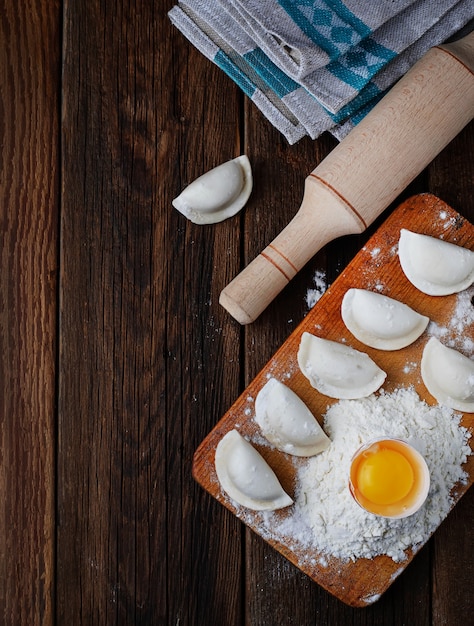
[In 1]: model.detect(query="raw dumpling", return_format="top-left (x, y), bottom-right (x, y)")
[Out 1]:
top-left (421, 337), bottom-right (474, 412)
top-left (398, 229), bottom-right (474, 295)
top-left (214, 429), bottom-right (293, 510)
top-left (172, 155), bottom-right (252, 224)
top-left (341, 288), bottom-right (429, 350)
top-left (255, 378), bottom-right (330, 457)
top-left (297, 332), bottom-right (386, 399)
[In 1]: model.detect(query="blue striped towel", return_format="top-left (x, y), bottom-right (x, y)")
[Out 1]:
top-left (169, 1), bottom-right (474, 143)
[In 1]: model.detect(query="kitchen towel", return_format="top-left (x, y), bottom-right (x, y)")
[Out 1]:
top-left (169, 1), bottom-right (474, 143)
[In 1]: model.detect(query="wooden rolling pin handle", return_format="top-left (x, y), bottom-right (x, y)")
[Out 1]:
top-left (219, 176), bottom-right (366, 324)
top-left (220, 31), bottom-right (474, 324)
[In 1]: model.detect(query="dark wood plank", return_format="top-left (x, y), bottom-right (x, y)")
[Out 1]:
top-left (0, 2), bottom-right (60, 624)
top-left (58, 1), bottom-right (243, 624)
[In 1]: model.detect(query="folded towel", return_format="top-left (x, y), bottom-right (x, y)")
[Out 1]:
top-left (169, 1), bottom-right (474, 143)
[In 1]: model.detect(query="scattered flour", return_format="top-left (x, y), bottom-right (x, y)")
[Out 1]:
top-left (428, 285), bottom-right (474, 353)
top-left (403, 361), bottom-right (417, 374)
top-left (370, 247), bottom-right (381, 259)
top-left (306, 270), bottom-right (328, 309)
top-left (256, 387), bottom-right (471, 564)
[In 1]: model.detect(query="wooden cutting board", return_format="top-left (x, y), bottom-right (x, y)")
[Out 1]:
top-left (192, 194), bottom-right (474, 607)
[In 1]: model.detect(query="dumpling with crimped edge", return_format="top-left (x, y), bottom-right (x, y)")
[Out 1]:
top-left (421, 337), bottom-right (474, 413)
top-left (341, 288), bottom-right (429, 351)
top-left (297, 332), bottom-right (386, 400)
top-left (398, 229), bottom-right (474, 296)
top-left (172, 156), bottom-right (252, 224)
top-left (214, 429), bottom-right (293, 511)
top-left (255, 378), bottom-right (330, 457)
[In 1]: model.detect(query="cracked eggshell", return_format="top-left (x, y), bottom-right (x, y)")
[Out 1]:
top-left (255, 378), bottom-right (330, 457)
top-left (297, 332), bottom-right (386, 400)
top-left (421, 337), bottom-right (474, 413)
top-left (398, 229), bottom-right (474, 295)
top-left (214, 429), bottom-right (293, 511)
top-left (341, 288), bottom-right (429, 351)
top-left (172, 155), bottom-right (252, 224)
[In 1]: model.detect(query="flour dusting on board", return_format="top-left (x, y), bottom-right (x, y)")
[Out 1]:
top-left (296, 389), bottom-right (470, 562)
top-left (245, 388), bottom-right (471, 564)
top-left (427, 285), bottom-right (474, 353)
top-left (306, 269), bottom-right (328, 309)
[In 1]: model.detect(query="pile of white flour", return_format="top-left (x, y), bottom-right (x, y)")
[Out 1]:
top-left (259, 387), bottom-right (471, 563)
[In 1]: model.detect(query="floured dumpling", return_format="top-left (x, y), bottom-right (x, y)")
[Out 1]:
top-left (421, 337), bottom-right (474, 412)
top-left (255, 378), bottom-right (330, 457)
top-left (297, 332), bottom-right (386, 399)
top-left (398, 229), bottom-right (474, 295)
top-left (214, 429), bottom-right (293, 510)
top-left (341, 288), bottom-right (429, 350)
top-left (172, 156), bottom-right (252, 224)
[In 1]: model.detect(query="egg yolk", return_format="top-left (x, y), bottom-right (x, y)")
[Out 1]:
top-left (356, 448), bottom-right (414, 505)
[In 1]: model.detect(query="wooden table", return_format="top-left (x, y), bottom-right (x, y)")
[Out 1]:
top-left (1, 2), bottom-right (473, 624)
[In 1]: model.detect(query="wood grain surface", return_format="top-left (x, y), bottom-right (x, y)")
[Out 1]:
top-left (0, 1), bottom-right (473, 624)
top-left (193, 194), bottom-right (474, 607)
top-left (0, 2), bottom-right (60, 623)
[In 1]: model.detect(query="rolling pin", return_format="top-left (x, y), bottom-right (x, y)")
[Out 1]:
top-left (219, 31), bottom-right (474, 324)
